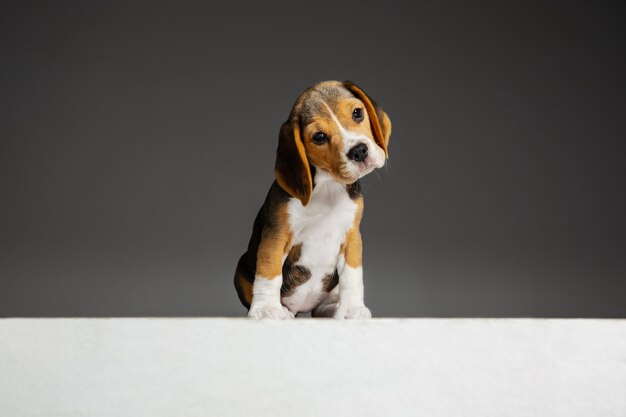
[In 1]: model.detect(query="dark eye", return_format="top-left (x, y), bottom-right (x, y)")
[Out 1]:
top-left (312, 132), bottom-right (328, 144)
top-left (352, 108), bottom-right (364, 122)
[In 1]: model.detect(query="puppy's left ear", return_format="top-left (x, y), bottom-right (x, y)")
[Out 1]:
top-left (343, 81), bottom-right (392, 157)
top-left (275, 117), bottom-right (313, 206)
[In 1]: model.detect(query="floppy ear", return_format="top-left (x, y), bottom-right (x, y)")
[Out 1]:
top-left (275, 117), bottom-right (313, 206)
top-left (343, 80), bottom-right (392, 157)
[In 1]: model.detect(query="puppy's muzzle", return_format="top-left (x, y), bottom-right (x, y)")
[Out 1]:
top-left (347, 143), bottom-right (368, 163)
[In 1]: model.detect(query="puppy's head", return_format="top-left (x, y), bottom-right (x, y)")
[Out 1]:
top-left (276, 80), bottom-right (392, 205)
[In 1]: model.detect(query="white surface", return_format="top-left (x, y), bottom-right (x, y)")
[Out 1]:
top-left (1, 318), bottom-right (625, 417)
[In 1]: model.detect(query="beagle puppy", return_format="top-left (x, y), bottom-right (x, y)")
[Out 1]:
top-left (234, 80), bottom-right (391, 319)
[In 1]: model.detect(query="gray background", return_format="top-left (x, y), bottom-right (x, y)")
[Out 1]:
top-left (2, 1), bottom-right (625, 317)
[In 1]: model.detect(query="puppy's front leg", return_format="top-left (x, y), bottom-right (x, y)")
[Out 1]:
top-left (334, 227), bottom-right (372, 320)
top-left (248, 233), bottom-right (294, 320)
top-left (249, 276), bottom-right (294, 320)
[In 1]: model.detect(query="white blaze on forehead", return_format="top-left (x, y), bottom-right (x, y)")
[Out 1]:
top-left (320, 100), bottom-right (386, 169)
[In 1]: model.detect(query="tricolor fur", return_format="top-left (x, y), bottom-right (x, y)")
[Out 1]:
top-left (234, 80), bottom-right (392, 319)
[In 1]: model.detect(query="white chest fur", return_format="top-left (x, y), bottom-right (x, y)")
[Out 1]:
top-left (282, 170), bottom-right (358, 313)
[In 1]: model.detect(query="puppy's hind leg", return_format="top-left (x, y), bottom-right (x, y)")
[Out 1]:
top-left (234, 254), bottom-right (253, 309)
top-left (312, 288), bottom-right (340, 318)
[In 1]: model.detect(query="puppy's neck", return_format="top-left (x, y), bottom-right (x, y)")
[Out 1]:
top-left (307, 168), bottom-right (351, 208)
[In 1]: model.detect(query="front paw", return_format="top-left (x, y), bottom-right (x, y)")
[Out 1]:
top-left (248, 304), bottom-right (294, 320)
top-left (334, 304), bottom-right (372, 320)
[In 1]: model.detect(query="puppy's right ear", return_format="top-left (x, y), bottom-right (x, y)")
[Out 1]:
top-left (343, 81), bottom-right (391, 158)
top-left (275, 117), bottom-right (313, 206)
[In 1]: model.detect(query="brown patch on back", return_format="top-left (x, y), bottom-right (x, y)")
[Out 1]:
top-left (281, 243), bottom-right (312, 297)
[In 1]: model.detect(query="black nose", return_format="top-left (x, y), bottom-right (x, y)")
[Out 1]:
top-left (347, 143), bottom-right (368, 162)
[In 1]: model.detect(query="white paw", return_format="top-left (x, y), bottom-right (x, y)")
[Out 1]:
top-left (282, 305), bottom-right (296, 319)
top-left (334, 304), bottom-right (372, 320)
top-left (248, 304), bottom-right (294, 320)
